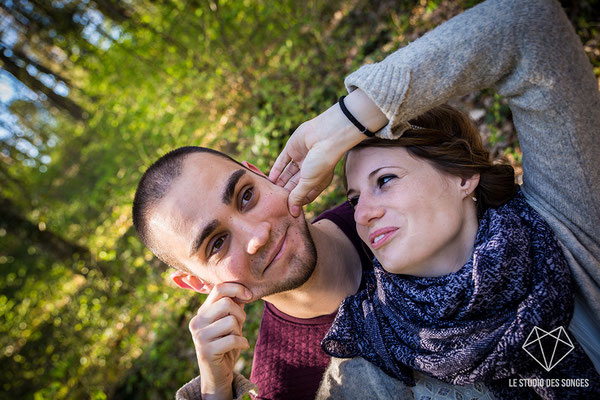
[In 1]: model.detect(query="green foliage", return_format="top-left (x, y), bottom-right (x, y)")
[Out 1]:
top-left (0, 0), bottom-right (597, 398)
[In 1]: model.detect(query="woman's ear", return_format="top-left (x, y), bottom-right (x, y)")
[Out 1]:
top-left (170, 271), bottom-right (213, 294)
top-left (460, 173), bottom-right (480, 198)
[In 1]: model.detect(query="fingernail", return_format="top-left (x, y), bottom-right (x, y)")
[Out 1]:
top-left (291, 205), bottom-right (300, 217)
top-left (244, 288), bottom-right (252, 300)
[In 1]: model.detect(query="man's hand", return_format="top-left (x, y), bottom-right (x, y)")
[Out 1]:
top-left (189, 282), bottom-right (252, 400)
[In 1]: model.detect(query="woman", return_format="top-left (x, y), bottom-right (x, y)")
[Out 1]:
top-left (317, 104), bottom-right (599, 399)
top-left (267, 0), bottom-right (600, 398)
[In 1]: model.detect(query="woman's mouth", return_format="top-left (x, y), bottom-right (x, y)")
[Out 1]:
top-left (369, 227), bottom-right (398, 249)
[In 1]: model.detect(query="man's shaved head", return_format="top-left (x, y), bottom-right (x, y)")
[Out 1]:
top-left (132, 147), bottom-right (318, 301)
top-left (132, 146), bottom-right (242, 269)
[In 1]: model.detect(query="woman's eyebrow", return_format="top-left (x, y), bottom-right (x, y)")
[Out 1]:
top-left (368, 166), bottom-right (400, 179)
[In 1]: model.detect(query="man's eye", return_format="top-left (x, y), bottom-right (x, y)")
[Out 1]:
top-left (348, 196), bottom-right (359, 209)
top-left (209, 235), bottom-right (227, 257)
top-left (241, 187), bottom-right (254, 208)
top-left (377, 174), bottom-right (396, 188)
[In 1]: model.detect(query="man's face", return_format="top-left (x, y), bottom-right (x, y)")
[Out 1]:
top-left (147, 152), bottom-right (317, 301)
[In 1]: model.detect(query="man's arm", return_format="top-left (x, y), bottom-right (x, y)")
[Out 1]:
top-left (176, 373), bottom-right (257, 400)
top-left (180, 283), bottom-right (254, 400)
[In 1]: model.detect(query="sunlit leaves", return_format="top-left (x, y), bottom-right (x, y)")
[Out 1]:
top-left (1, 0), bottom-right (598, 398)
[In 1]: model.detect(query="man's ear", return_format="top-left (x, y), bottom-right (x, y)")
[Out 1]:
top-left (460, 173), bottom-right (480, 198)
top-left (242, 161), bottom-right (267, 178)
top-left (170, 271), bottom-right (213, 294)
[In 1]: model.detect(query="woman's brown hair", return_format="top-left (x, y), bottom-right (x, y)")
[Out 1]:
top-left (344, 104), bottom-right (517, 216)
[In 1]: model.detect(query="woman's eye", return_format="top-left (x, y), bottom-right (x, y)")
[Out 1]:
top-left (209, 235), bottom-right (227, 257)
top-left (241, 187), bottom-right (254, 208)
top-left (348, 196), bottom-right (359, 209)
top-left (377, 174), bottom-right (396, 188)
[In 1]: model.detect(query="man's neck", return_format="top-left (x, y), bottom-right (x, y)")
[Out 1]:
top-left (263, 219), bottom-right (363, 318)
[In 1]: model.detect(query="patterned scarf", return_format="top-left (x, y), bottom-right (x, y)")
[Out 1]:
top-left (322, 192), bottom-right (600, 399)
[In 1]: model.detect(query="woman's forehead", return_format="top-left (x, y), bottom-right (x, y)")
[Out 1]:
top-left (347, 146), bottom-right (412, 171)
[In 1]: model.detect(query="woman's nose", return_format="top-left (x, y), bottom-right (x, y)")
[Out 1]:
top-left (244, 221), bottom-right (271, 255)
top-left (354, 197), bottom-right (385, 227)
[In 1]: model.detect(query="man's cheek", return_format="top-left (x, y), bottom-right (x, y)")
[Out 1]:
top-left (220, 257), bottom-right (247, 281)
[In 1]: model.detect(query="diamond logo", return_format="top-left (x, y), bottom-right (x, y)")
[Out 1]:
top-left (522, 326), bottom-right (574, 371)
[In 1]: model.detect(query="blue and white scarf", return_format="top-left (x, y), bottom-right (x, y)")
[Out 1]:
top-left (322, 191), bottom-right (600, 399)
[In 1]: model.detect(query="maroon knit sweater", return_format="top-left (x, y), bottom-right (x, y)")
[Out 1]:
top-left (249, 202), bottom-right (372, 399)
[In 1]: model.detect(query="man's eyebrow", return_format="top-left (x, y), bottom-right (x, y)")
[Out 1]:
top-left (222, 169), bottom-right (246, 205)
top-left (188, 169), bottom-right (248, 257)
top-left (190, 219), bottom-right (219, 257)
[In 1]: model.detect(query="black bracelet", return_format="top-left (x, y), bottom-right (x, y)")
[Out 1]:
top-left (338, 95), bottom-right (375, 137)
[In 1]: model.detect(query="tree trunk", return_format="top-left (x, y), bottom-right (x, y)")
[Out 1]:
top-left (0, 196), bottom-right (109, 276)
top-left (0, 51), bottom-right (87, 121)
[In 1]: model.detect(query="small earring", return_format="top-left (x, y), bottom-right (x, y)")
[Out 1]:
top-left (472, 196), bottom-right (477, 202)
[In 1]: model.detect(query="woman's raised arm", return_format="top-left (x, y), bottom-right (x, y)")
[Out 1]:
top-left (271, 0), bottom-right (600, 320)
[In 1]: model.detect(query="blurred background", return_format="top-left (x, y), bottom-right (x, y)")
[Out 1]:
top-left (0, 0), bottom-right (598, 398)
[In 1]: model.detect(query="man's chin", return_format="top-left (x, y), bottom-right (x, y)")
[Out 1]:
top-left (253, 262), bottom-right (315, 300)
top-left (253, 219), bottom-right (317, 300)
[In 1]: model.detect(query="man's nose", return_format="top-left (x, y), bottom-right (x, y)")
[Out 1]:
top-left (243, 220), bottom-right (271, 255)
top-left (354, 196), bottom-right (385, 227)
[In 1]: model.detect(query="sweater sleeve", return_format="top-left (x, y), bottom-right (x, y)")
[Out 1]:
top-left (316, 357), bottom-right (500, 400)
top-left (175, 373), bottom-right (258, 400)
top-left (346, 0), bottom-right (600, 324)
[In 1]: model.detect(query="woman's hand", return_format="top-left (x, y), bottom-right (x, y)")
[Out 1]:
top-left (268, 117), bottom-right (342, 216)
top-left (269, 89), bottom-right (387, 216)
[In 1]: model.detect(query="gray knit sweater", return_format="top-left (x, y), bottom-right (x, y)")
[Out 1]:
top-left (177, 0), bottom-right (600, 398)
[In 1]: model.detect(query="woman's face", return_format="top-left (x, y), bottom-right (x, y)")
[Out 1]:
top-left (345, 146), bottom-right (479, 277)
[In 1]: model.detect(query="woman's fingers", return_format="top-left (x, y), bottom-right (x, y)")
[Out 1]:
top-left (283, 172), bottom-right (300, 192)
top-left (269, 147), bottom-right (293, 184)
top-left (287, 172), bottom-right (334, 216)
top-left (275, 159), bottom-right (301, 188)
top-left (269, 121), bottom-right (312, 185)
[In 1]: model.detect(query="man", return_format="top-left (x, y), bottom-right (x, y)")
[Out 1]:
top-left (132, 146), bottom-right (374, 400)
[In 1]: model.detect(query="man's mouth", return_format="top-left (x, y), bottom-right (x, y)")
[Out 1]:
top-left (263, 227), bottom-right (288, 274)
top-left (369, 227), bottom-right (398, 249)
